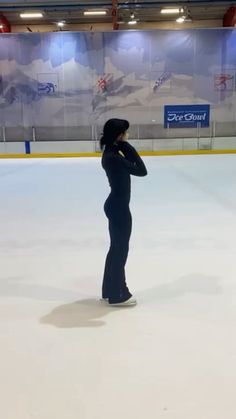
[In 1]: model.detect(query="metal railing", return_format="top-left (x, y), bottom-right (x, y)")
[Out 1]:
top-left (0, 121), bottom-right (236, 151)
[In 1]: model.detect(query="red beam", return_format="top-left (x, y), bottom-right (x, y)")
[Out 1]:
top-left (0, 14), bottom-right (11, 33)
top-left (223, 6), bottom-right (236, 27)
top-left (112, 0), bottom-right (119, 30)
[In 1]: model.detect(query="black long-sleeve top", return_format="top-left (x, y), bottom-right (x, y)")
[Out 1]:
top-left (102, 141), bottom-right (147, 205)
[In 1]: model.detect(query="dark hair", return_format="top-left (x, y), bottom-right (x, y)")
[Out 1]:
top-left (100, 118), bottom-right (129, 150)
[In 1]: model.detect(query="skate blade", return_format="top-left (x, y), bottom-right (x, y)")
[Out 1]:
top-left (109, 299), bottom-right (137, 307)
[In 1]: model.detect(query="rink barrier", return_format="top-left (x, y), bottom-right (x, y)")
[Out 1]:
top-left (1, 149), bottom-right (236, 158)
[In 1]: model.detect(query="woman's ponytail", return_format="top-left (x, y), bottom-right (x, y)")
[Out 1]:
top-left (100, 135), bottom-right (106, 150)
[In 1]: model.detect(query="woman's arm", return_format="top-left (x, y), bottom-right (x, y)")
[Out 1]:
top-left (116, 141), bottom-right (148, 177)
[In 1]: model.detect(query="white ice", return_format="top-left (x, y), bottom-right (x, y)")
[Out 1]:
top-left (0, 154), bottom-right (236, 419)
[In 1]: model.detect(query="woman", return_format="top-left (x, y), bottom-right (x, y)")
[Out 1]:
top-left (101, 118), bottom-right (147, 306)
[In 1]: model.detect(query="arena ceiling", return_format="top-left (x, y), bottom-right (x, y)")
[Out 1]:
top-left (0, 1), bottom-right (234, 26)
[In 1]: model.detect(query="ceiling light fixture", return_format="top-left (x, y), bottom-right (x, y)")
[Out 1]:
top-left (161, 8), bottom-right (182, 14)
top-left (57, 21), bottom-right (65, 27)
top-left (83, 10), bottom-right (107, 16)
top-left (20, 12), bottom-right (43, 19)
top-left (128, 20), bottom-right (137, 25)
top-left (176, 16), bottom-right (185, 23)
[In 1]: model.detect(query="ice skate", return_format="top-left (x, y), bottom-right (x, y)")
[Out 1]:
top-left (108, 296), bottom-right (137, 307)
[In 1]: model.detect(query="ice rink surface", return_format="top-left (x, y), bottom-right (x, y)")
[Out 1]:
top-left (0, 154), bottom-right (236, 419)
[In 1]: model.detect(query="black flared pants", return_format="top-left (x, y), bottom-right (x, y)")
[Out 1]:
top-left (102, 195), bottom-right (132, 302)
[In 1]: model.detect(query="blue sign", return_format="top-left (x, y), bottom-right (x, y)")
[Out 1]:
top-left (164, 104), bottom-right (210, 128)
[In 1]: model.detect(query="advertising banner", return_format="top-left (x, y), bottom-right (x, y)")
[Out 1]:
top-left (164, 105), bottom-right (210, 128)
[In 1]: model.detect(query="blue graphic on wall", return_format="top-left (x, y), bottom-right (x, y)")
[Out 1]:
top-left (164, 104), bottom-right (210, 128)
top-left (38, 83), bottom-right (56, 95)
top-left (0, 29), bottom-right (235, 127)
top-left (153, 72), bottom-right (172, 92)
top-left (37, 73), bottom-right (58, 95)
